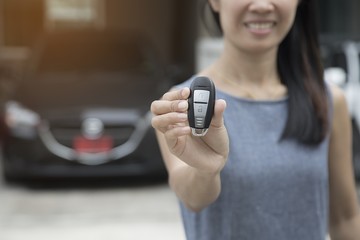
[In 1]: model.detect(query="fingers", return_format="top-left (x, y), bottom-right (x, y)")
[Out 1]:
top-left (210, 99), bottom-right (227, 129)
top-left (151, 99), bottom-right (188, 115)
top-left (162, 87), bottom-right (190, 101)
top-left (203, 99), bottom-right (228, 156)
top-left (151, 87), bottom-right (191, 133)
top-left (164, 126), bottom-right (191, 151)
top-left (151, 87), bottom-right (190, 115)
top-left (151, 87), bottom-right (227, 139)
top-left (152, 112), bottom-right (188, 133)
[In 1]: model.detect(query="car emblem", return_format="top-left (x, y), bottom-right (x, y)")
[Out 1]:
top-left (82, 118), bottom-right (104, 139)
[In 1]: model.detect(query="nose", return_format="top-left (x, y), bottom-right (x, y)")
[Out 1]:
top-left (248, 1), bottom-right (275, 13)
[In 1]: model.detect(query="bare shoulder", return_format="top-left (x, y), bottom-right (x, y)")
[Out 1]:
top-left (328, 83), bottom-right (348, 117)
top-left (327, 83), bottom-right (351, 149)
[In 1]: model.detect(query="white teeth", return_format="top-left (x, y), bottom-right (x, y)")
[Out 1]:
top-left (247, 23), bottom-right (274, 30)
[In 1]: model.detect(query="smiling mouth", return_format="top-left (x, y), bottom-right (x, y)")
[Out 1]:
top-left (245, 22), bottom-right (276, 30)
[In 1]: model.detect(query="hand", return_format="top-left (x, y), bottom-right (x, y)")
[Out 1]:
top-left (151, 87), bottom-right (229, 174)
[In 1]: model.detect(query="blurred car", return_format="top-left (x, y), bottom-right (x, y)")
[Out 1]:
top-left (322, 37), bottom-right (360, 179)
top-left (0, 30), bottom-right (171, 181)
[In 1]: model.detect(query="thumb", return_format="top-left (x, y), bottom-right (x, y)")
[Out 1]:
top-left (210, 99), bottom-right (226, 128)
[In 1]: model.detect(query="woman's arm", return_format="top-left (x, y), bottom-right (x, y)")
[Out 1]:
top-left (328, 84), bottom-right (360, 240)
top-left (156, 130), bottom-right (223, 212)
top-left (151, 87), bottom-right (229, 212)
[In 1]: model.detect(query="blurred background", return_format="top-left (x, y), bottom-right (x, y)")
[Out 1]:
top-left (0, 0), bottom-right (359, 240)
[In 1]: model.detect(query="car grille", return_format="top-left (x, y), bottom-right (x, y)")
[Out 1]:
top-left (50, 125), bottom-right (135, 148)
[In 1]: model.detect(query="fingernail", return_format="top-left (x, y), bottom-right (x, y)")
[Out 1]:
top-left (180, 88), bottom-right (185, 98)
top-left (181, 88), bottom-right (188, 98)
top-left (178, 101), bottom-right (187, 110)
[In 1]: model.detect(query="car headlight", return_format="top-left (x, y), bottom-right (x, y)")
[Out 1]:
top-left (5, 101), bottom-right (40, 139)
top-left (324, 67), bottom-right (347, 87)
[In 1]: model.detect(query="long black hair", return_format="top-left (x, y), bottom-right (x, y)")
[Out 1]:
top-left (201, 0), bottom-right (329, 145)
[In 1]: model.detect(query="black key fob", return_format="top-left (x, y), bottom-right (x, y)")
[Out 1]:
top-left (188, 76), bottom-right (216, 136)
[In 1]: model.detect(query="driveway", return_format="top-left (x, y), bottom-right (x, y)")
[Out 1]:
top-left (0, 178), bottom-right (185, 240)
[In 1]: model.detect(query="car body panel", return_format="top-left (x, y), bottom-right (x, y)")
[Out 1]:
top-left (1, 29), bottom-right (169, 180)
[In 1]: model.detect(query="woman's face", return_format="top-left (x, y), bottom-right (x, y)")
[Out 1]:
top-left (209, 0), bottom-right (299, 53)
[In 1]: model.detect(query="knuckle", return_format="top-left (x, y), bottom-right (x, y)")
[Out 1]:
top-left (151, 100), bottom-right (169, 115)
top-left (177, 89), bottom-right (183, 99)
top-left (150, 101), bottom-right (157, 113)
top-left (162, 91), bottom-right (172, 100)
top-left (151, 116), bottom-right (158, 128)
top-left (166, 113), bottom-right (173, 122)
top-left (170, 101), bottom-right (178, 112)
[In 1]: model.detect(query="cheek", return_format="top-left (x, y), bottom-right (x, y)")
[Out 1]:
top-left (219, 2), bottom-right (246, 33)
top-left (280, 2), bottom-right (298, 31)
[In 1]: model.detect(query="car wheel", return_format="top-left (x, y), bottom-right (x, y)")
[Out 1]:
top-left (1, 159), bottom-right (18, 183)
top-left (0, 149), bottom-right (21, 183)
top-left (2, 169), bottom-right (18, 182)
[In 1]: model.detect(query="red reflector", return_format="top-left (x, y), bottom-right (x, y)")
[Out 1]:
top-left (73, 136), bottom-right (113, 153)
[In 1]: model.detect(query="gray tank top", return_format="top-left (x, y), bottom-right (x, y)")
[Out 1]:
top-left (176, 78), bottom-right (331, 240)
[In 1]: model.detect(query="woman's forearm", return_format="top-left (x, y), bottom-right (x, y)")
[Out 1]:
top-left (169, 164), bottom-right (222, 212)
top-left (329, 212), bottom-right (360, 240)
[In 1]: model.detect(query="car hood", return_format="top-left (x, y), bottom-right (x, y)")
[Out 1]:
top-left (35, 106), bottom-right (145, 127)
top-left (13, 73), bottom-right (167, 120)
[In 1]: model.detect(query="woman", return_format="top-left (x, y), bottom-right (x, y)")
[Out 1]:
top-left (151, 0), bottom-right (360, 239)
